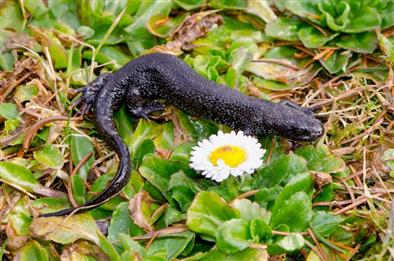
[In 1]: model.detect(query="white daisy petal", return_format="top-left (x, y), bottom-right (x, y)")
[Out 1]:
top-left (189, 130), bottom-right (265, 182)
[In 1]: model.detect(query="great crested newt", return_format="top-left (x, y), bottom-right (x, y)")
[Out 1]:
top-left (40, 52), bottom-right (324, 217)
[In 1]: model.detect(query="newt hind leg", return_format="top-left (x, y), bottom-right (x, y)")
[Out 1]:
top-left (74, 73), bottom-right (113, 115)
top-left (126, 88), bottom-right (165, 119)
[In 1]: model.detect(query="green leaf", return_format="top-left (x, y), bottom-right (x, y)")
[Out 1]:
top-left (0, 103), bottom-right (19, 120)
top-left (32, 198), bottom-right (71, 215)
top-left (147, 232), bottom-right (195, 260)
top-left (83, 46), bottom-right (132, 70)
top-left (231, 199), bottom-right (271, 224)
top-left (265, 17), bottom-right (302, 41)
top-left (202, 247), bottom-right (268, 261)
top-left (114, 105), bottom-right (134, 140)
top-left (14, 83), bottom-right (39, 103)
top-left (319, 50), bottom-right (352, 74)
top-left (254, 153), bottom-right (307, 188)
top-left (0, 1), bottom-right (24, 31)
top-left (147, 13), bottom-right (187, 38)
top-left (209, 0), bottom-right (247, 9)
top-left (33, 144), bottom-right (64, 169)
top-left (46, 31), bottom-right (68, 69)
top-left (139, 155), bottom-right (183, 193)
top-left (270, 191), bottom-right (312, 232)
top-left (70, 134), bottom-right (95, 180)
top-left (378, 33), bottom-right (394, 62)
top-left (71, 174), bottom-right (86, 205)
top-left (24, 0), bottom-right (48, 17)
top-left (296, 144), bottom-right (345, 173)
top-left (268, 234), bottom-right (305, 255)
top-left (311, 211), bottom-right (343, 237)
top-left (0, 161), bottom-right (40, 193)
top-left (382, 149), bottom-right (394, 170)
top-left (250, 218), bottom-right (272, 242)
top-left (108, 202), bottom-right (144, 242)
top-left (174, 0), bottom-right (204, 10)
top-left (124, 0), bottom-right (172, 55)
top-left (298, 26), bottom-right (338, 48)
top-left (216, 219), bottom-right (251, 254)
top-left (246, 0), bottom-right (277, 23)
top-left (343, 6), bottom-right (381, 33)
top-left (283, 0), bottom-right (321, 24)
top-left (30, 214), bottom-right (119, 260)
top-left (336, 31), bottom-right (378, 54)
top-left (186, 191), bottom-right (239, 238)
top-left (0, 52), bottom-right (15, 71)
top-left (13, 241), bottom-right (49, 261)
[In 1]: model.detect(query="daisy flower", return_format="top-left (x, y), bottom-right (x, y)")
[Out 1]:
top-left (189, 131), bottom-right (265, 182)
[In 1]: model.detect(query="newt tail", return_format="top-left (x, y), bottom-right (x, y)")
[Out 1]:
top-left (40, 74), bottom-right (131, 217)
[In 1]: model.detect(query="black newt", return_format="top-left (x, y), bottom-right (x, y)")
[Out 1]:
top-left (40, 52), bottom-right (324, 217)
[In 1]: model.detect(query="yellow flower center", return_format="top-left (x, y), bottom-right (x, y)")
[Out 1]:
top-left (209, 145), bottom-right (247, 167)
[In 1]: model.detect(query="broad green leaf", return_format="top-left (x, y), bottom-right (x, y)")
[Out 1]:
top-left (0, 161), bottom-right (40, 193)
top-left (174, 0), bottom-right (204, 10)
top-left (13, 241), bottom-right (49, 261)
top-left (231, 199), bottom-right (271, 224)
top-left (298, 26), bottom-right (338, 48)
top-left (114, 105), bottom-right (134, 140)
top-left (70, 134), bottom-right (95, 180)
top-left (0, 52), bottom-right (15, 71)
top-left (124, 0), bottom-right (172, 55)
top-left (265, 17), bottom-right (302, 41)
top-left (30, 214), bottom-right (119, 260)
top-left (336, 31), bottom-right (378, 54)
top-left (147, 232), bottom-right (195, 260)
top-left (147, 13), bottom-right (187, 38)
top-left (71, 174), bottom-right (86, 205)
top-left (32, 198), bottom-right (71, 215)
top-left (270, 191), bottom-right (312, 232)
top-left (8, 197), bottom-right (32, 236)
top-left (33, 144), bottom-right (64, 169)
top-left (24, 0), bottom-right (48, 17)
top-left (255, 186), bottom-right (282, 209)
top-left (202, 247), bottom-right (268, 261)
top-left (216, 219), bottom-right (251, 254)
top-left (378, 33), bottom-right (394, 62)
top-left (47, 0), bottom-right (80, 29)
top-left (254, 153), bottom-right (307, 188)
top-left (0, 103), bottom-right (19, 120)
top-left (319, 50), bottom-right (352, 74)
top-left (343, 6), bottom-right (381, 33)
top-left (186, 191), bottom-right (239, 238)
top-left (284, 0), bottom-right (321, 24)
top-left (0, 1), bottom-right (24, 31)
top-left (250, 218), bottom-right (272, 242)
top-left (108, 202), bottom-right (144, 242)
top-left (247, 0), bottom-right (277, 23)
top-left (66, 46), bottom-right (82, 75)
top-left (14, 83), bottom-right (39, 102)
top-left (311, 211), bottom-right (343, 237)
top-left (268, 234), bottom-right (304, 255)
top-left (296, 144), bottom-right (345, 173)
top-left (127, 119), bottom-right (162, 156)
top-left (139, 155), bottom-right (183, 193)
top-left (252, 77), bottom-right (291, 91)
top-left (83, 46), bottom-right (132, 70)
top-left (209, 0), bottom-right (247, 9)
top-left (382, 149), bottom-right (394, 170)
top-left (45, 31), bottom-right (68, 69)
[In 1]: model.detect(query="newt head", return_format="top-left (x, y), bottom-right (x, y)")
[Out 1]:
top-left (256, 100), bottom-right (324, 142)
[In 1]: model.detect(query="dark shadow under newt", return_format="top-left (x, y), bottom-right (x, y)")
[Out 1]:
top-left (40, 52), bottom-right (324, 217)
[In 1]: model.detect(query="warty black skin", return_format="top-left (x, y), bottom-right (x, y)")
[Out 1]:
top-left (40, 52), bottom-right (324, 217)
